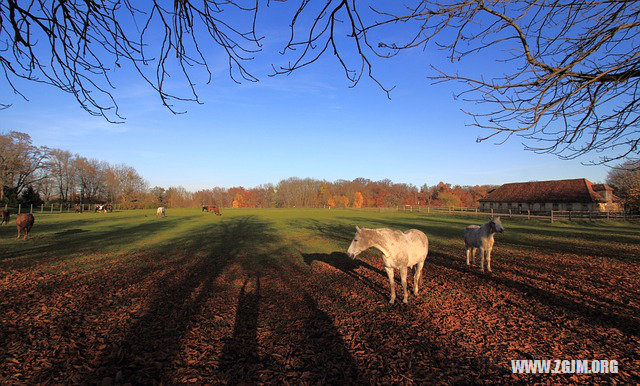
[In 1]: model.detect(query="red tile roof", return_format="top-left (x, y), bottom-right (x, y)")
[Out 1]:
top-left (592, 184), bottom-right (614, 191)
top-left (479, 179), bottom-right (607, 203)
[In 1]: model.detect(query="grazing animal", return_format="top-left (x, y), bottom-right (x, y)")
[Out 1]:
top-left (464, 217), bottom-right (505, 273)
top-left (16, 213), bottom-right (35, 240)
top-left (104, 204), bottom-right (113, 213)
top-left (347, 226), bottom-right (429, 304)
top-left (75, 204), bottom-right (82, 213)
top-left (95, 205), bottom-right (105, 213)
top-left (202, 205), bottom-right (222, 215)
top-left (1, 210), bottom-right (9, 225)
top-left (156, 207), bottom-right (166, 217)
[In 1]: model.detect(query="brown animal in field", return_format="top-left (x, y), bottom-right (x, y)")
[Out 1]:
top-left (1, 210), bottom-right (9, 225)
top-left (16, 213), bottom-right (35, 240)
top-left (104, 204), bottom-right (113, 212)
top-left (75, 204), bottom-right (82, 213)
top-left (202, 205), bottom-right (222, 215)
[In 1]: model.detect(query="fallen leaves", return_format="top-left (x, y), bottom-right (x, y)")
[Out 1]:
top-left (1, 216), bottom-right (639, 384)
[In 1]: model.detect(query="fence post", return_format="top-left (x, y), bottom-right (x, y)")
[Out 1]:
top-left (18, 204), bottom-right (21, 214)
top-left (527, 210), bottom-right (530, 220)
top-left (589, 211), bottom-right (592, 221)
top-left (427, 206), bottom-right (430, 214)
top-left (607, 211), bottom-right (610, 221)
top-left (30, 204), bottom-right (33, 214)
top-left (41, 204), bottom-right (44, 213)
top-left (60, 203), bottom-right (62, 212)
top-left (509, 209), bottom-right (512, 218)
top-left (551, 210), bottom-right (554, 223)
top-left (51, 204), bottom-right (53, 213)
top-left (4, 204), bottom-right (7, 211)
top-left (475, 208), bottom-right (478, 216)
top-left (491, 208), bottom-right (494, 217)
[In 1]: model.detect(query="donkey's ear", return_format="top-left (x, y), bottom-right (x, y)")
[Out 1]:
top-left (355, 225), bottom-right (360, 232)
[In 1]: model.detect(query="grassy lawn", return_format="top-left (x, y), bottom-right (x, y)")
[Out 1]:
top-left (1, 208), bottom-right (639, 383)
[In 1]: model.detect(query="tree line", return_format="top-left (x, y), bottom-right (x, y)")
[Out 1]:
top-left (1, 131), bottom-right (146, 208)
top-left (0, 131), bottom-right (493, 209)
top-left (163, 179), bottom-right (493, 209)
top-left (4, 130), bottom-right (637, 211)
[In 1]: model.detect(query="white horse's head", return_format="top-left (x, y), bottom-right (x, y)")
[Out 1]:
top-left (347, 225), bottom-right (369, 259)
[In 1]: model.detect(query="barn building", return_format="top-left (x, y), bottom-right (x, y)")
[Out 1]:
top-left (479, 178), bottom-right (620, 212)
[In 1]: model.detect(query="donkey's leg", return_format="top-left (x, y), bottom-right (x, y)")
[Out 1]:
top-left (413, 261), bottom-right (424, 295)
top-left (400, 267), bottom-right (409, 304)
top-left (486, 248), bottom-right (492, 273)
top-left (479, 247), bottom-right (486, 273)
top-left (465, 247), bottom-right (471, 265)
top-left (385, 267), bottom-right (396, 304)
top-left (471, 248), bottom-right (477, 265)
top-left (16, 226), bottom-right (20, 239)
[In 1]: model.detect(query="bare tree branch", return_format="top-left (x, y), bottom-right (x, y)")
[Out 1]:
top-left (274, 0), bottom-right (640, 165)
top-left (0, 0), bottom-right (262, 122)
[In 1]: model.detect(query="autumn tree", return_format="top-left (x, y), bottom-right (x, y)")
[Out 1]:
top-left (0, 131), bottom-right (48, 203)
top-left (48, 149), bottom-right (76, 203)
top-left (607, 161), bottom-right (640, 212)
top-left (232, 193), bottom-right (244, 208)
top-left (353, 191), bottom-right (364, 208)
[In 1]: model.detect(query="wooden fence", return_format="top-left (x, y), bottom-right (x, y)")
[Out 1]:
top-left (2, 203), bottom-right (120, 214)
top-left (393, 205), bottom-right (638, 223)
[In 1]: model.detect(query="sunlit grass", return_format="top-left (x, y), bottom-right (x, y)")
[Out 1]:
top-left (1, 208), bottom-right (638, 275)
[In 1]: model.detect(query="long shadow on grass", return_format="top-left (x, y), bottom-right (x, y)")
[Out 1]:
top-left (286, 218), bottom-right (355, 244)
top-left (85, 216), bottom-right (279, 383)
top-left (86, 215), bottom-right (362, 384)
top-left (0, 216), bottom-right (199, 268)
top-left (429, 250), bottom-right (640, 337)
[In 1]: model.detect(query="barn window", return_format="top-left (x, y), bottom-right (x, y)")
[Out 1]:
top-left (553, 203), bottom-right (559, 210)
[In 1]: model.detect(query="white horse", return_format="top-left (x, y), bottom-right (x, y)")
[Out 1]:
top-left (347, 226), bottom-right (429, 304)
top-left (156, 207), bottom-right (166, 217)
top-left (464, 217), bottom-right (505, 273)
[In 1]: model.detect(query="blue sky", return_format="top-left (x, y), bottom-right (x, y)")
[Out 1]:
top-left (0, 3), bottom-right (615, 190)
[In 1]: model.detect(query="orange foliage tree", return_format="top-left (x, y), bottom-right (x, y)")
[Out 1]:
top-left (353, 192), bottom-right (364, 208)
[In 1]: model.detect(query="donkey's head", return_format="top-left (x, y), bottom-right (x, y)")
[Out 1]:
top-left (489, 217), bottom-right (505, 233)
top-left (347, 226), bottom-right (369, 259)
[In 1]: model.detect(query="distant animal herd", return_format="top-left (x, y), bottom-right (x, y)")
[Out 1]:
top-left (3, 205), bottom-right (506, 304)
top-left (1, 204), bottom-right (223, 238)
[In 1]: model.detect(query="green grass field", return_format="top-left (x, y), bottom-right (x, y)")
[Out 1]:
top-left (1, 208), bottom-right (639, 383)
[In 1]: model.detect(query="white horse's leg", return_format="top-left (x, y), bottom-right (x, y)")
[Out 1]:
top-left (385, 266), bottom-right (396, 304)
top-left (413, 261), bottom-right (424, 295)
top-left (400, 267), bottom-right (409, 304)
top-left (479, 247), bottom-right (485, 273)
top-left (472, 248), bottom-right (477, 265)
top-left (486, 248), bottom-right (492, 273)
